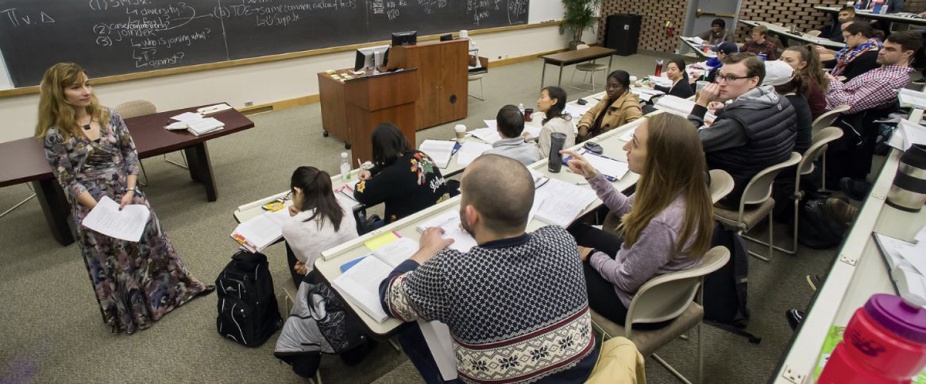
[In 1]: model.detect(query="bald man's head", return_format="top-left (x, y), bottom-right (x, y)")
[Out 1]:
top-left (460, 155), bottom-right (535, 233)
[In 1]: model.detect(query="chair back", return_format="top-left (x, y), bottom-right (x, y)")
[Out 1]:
top-left (624, 246), bottom-right (730, 336)
top-left (799, 127), bottom-right (844, 177)
top-left (114, 100), bottom-right (157, 119)
top-left (739, 152), bottom-right (801, 208)
top-left (812, 104), bottom-right (849, 136)
top-left (709, 169), bottom-right (734, 204)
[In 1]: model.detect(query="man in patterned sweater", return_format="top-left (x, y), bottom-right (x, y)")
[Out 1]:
top-left (379, 154), bottom-right (598, 383)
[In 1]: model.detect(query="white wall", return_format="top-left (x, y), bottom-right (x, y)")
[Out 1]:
top-left (1, 23), bottom-right (599, 143)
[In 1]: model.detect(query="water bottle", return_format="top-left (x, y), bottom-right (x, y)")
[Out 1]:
top-left (340, 152), bottom-right (351, 180)
top-left (817, 294), bottom-right (926, 384)
top-left (654, 60), bottom-right (664, 77)
top-left (518, 103), bottom-right (525, 117)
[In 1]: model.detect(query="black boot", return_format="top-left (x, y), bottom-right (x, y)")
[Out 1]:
top-left (786, 309), bottom-right (805, 331)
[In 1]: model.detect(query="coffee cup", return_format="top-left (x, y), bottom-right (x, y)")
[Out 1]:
top-left (524, 108), bottom-right (534, 122)
top-left (454, 124), bottom-right (467, 140)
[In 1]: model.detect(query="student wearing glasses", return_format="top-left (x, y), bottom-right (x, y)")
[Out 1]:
top-left (688, 52), bottom-right (797, 208)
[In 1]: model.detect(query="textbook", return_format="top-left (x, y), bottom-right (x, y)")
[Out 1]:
top-left (415, 210), bottom-right (478, 252)
top-left (419, 140), bottom-right (457, 168)
top-left (230, 206), bottom-right (291, 253)
top-left (186, 117), bottom-right (225, 136)
top-left (331, 238), bottom-right (419, 323)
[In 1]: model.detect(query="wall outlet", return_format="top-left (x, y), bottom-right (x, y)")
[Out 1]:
top-left (244, 101), bottom-right (254, 107)
top-left (497, 56), bottom-right (502, 60)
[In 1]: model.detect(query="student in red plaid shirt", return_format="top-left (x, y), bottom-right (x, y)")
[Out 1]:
top-left (825, 31), bottom-right (922, 198)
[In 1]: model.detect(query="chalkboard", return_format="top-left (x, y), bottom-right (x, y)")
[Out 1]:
top-left (0, 0), bottom-right (529, 87)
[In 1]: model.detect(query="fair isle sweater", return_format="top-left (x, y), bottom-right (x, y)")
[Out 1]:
top-left (379, 227), bottom-right (597, 383)
top-left (587, 174), bottom-right (702, 307)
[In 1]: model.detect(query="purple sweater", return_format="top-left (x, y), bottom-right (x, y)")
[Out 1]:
top-left (588, 174), bottom-right (701, 307)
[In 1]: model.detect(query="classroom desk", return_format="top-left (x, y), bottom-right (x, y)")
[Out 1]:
top-left (771, 147), bottom-right (926, 382)
top-left (815, 6), bottom-right (926, 27)
top-left (678, 37), bottom-right (717, 59)
top-left (540, 47), bottom-right (616, 89)
top-left (314, 118), bottom-right (644, 337)
top-left (738, 20), bottom-right (845, 50)
top-left (0, 105), bottom-right (254, 246)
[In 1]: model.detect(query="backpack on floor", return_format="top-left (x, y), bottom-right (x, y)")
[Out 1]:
top-left (216, 251), bottom-right (282, 347)
top-left (705, 222), bottom-right (761, 344)
top-left (797, 198), bottom-right (847, 249)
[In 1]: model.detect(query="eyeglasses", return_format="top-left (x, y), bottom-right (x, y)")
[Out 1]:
top-left (716, 74), bottom-right (754, 83)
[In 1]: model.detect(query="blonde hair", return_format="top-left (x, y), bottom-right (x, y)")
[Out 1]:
top-left (618, 113), bottom-right (714, 258)
top-left (35, 62), bottom-right (109, 140)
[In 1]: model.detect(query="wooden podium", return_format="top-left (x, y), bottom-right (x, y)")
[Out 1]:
top-left (388, 39), bottom-right (468, 130)
top-left (318, 68), bottom-right (418, 165)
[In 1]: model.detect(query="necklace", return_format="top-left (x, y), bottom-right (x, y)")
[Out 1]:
top-left (80, 116), bottom-right (92, 130)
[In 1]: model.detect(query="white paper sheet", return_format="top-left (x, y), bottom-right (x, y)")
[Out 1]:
top-left (579, 150), bottom-right (630, 180)
top-left (416, 210), bottom-right (478, 253)
top-left (532, 178), bottom-right (599, 227)
top-left (331, 257), bottom-right (391, 323)
top-left (564, 103), bottom-right (592, 119)
top-left (899, 89), bottom-right (926, 109)
top-left (420, 140), bottom-right (457, 168)
top-left (654, 95), bottom-right (695, 117)
top-left (630, 87), bottom-right (664, 102)
top-left (483, 120), bottom-right (498, 130)
top-left (170, 111), bottom-right (203, 123)
top-left (469, 127), bottom-right (502, 144)
top-left (419, 321), bottom-right (458, 381)
top-left (894, 119), bottom-right (926, 150)
top-left (456, 141), bottom-right (493, 166)
top-left (523, 125), bottom-right (543, 139)
top-left (81, 196), bottom-right (151, 242)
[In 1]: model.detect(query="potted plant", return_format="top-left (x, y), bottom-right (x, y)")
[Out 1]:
top-left (560, 0), bottom-right (602, 50)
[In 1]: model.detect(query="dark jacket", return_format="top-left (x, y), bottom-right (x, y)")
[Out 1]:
top-left (785, 94), bottom-right (813, 155)
top-left (655, 78), bottom-right (695, 99)
top-left (354, 150), bottom-right (448, 223)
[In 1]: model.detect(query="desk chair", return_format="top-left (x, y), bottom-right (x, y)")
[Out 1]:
top-left (774, 127), bottom-right (845, 255)
top-left (708, 169), bottom-right (734, 205)
top-left (115, 100), bottom-right (189, 186)
top-left (713, 152), bottom-right (802, 262)
top-left (571, 44), bottom-right (608, 92)
top-left (590, 246), bottom-right (731, 384)
top-left (468, 56), bottom-right (489, 101)
top-left (811, 104), bottom-right (850, 190)
top-left (0, 184), bottom-right (36, 219)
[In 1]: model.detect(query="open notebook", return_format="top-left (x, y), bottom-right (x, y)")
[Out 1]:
top-left (331, 238), bottom-right (419, 323)
top-left (416, 210), bottom-right (478, 252)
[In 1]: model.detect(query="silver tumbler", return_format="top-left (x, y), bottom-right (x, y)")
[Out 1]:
top-left (887, 144), bottom-right (926, 212)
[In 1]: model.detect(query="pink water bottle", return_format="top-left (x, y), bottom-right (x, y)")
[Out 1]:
top-left (818, 294), bottom-right (926, 384)
top-left (654, 60), bottom-right (663, 76)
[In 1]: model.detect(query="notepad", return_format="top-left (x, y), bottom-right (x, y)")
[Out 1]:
top-left (416, 210), bottom-right (478, 252)
top-left (331, 237), bottom-right (420, 323)
top-left (81, 196), bottom-right (150, 242)
top-left (364, 231), bottom-right (402, 251)
top-left (420, 140), bottom-right (457, 168)
top-left (186, 117), bottom-right (224, 136)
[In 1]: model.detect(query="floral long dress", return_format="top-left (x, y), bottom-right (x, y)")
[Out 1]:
top-left (43, 108), bottom-right (206, 334)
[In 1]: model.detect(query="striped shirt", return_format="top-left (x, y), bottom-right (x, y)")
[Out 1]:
top-left (826, 65), bottom-right (914, 115)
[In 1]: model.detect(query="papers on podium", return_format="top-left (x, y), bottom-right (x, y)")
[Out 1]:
top-left (332, 237), bottom-right (419, 323)
top-left (81, 196), bottom-right (150, 242)
top-left (419, 140), bottom-right (457, 168)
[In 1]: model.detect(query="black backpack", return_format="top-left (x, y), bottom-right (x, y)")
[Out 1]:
top-left (705, 222), bottom-right (761, 344)
top-left (216, 251), bottom-right (282, 347)
top-left (797, 198), bottom-right (847, 249)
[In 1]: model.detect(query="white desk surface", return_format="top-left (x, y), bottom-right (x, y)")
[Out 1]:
top-left (773, 145), bottom-right (926, 381)
top-left (738, 20), bottom-right (845, 50)
top-left (678, 36), bottom-right (717, 59)
top-left (314, 118), bottom-right (644, 336)
top-left (815, 6), bottom-right (926, 26)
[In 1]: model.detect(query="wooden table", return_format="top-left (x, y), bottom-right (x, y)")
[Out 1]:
top-left (0, 106), bottom-right (254, 246)
top-left (540, 47), bottom-right (616, 89)
top-left (815, 5), bottom-right (926, 27)
top-left (738, 20), bottom-right (845, 50)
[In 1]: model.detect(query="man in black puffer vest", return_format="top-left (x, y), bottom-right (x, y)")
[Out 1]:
top-left (687, 52), bottom-right (797, 208)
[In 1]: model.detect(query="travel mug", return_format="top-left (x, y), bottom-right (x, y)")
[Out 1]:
top-left (548, 133), bottom-right (566, 173)
top-left (887, 144), bottom-right (926, 212)
top-left (818, 294), bottom-right (926, 384)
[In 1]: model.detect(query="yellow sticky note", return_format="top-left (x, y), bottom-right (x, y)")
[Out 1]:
top-left (365, 231), bottom-right (400, 251)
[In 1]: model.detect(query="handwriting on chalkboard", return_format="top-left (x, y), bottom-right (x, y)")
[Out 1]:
top-left (0, 0), bottom-right (529, 87)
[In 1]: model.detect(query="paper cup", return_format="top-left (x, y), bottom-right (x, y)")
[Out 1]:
top-left (454, 124), bottom-right (467, 140)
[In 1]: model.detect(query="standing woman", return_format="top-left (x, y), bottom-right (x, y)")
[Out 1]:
top-left (35, 63), bottom-right (211, 334)
top-left (536, 86), bottom-right (576, 157)
top-left (576, 70), bottom-right (643, 143)
top-left (283, 166), bottom-right (358, 286)
top-left (651, 59), bottom-right (694, 99)
top-left (564, 113), bottom-right (714, 325)
top-left (354, 123), bottom-right (449, 224)
top-left (781, 45), bottom-right (829, 119)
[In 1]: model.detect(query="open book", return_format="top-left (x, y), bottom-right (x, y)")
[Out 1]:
top-left (532, 176), bottom-right (599, 227)
top-left (416, 210), bottom-right (478, 252)
top-left (419, 140), bottom-right (457, 168)
top-left (331, 238), bottom-right (419, 323)
top-left (230, 206), bottom-right (291, 253)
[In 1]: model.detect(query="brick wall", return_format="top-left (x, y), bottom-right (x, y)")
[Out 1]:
top-left (597, 0), bottom-right (926, 54)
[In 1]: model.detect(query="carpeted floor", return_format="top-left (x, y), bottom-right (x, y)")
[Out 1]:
top-left (0, 52), bottom-right (836, 383)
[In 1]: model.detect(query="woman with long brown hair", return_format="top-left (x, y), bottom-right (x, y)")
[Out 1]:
top-left (564, 113), bottom-right (714, 325)
top-left (781, 44), bottom-right (829, 119)
top-left (36, 62), bottom-right (211, 334)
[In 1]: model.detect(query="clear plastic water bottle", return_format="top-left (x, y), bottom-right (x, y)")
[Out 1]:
top-left (518, 103), bottom-right (525, 116)
top-left (340, 152), bottom-right (351, 180)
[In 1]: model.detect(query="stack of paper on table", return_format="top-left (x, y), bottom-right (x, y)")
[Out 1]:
top-left (890, 119), bottom-right (926, 150)
top-left (631, 87), bottom-right (665, 102)
top-left (654, 95), bottom-right (695, 116)
top-left (331, 237), bottom-right (419, 322)
top-left (532, 177), bottom-right (599, 227)
top-left (565, 103), bottom-right (592, 120)
top-left (230, 204), bottom-right (292, 253)
top-left (420, 140), bottom-right (457, 168)
top-left (82, 196), bottom-right (151, 242)
top-left (456, 141), bottom-right (493, 166)
top-left (186, 117), bottom-right (225, 136)
top-left (416, 210), bottom-right (478, 252)
top-left (899, 89), bottom-right (926, 109)
top-left (469, 127), bottom-right (502, 144)
top-left (647, 75), bottom-right (672, 88)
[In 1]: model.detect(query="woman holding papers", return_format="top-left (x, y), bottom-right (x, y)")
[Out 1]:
top-left (576, 70), bottom-right (643, 143)
top-left (35, 63), bottom-right (211, 334)
top-left (536, 86), bottom-right (576, 157)
top-left (282, 166), bottom-right (358, 285)
top-left (564, 113), bottom-right (714, 325)
top-left (354, 123), bottom-right (449, 224)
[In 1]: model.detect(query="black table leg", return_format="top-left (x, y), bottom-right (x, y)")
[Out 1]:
top-left (184, 143), bottom-right (217, 202)
top-left (32, 179), bottom-right (74, 246)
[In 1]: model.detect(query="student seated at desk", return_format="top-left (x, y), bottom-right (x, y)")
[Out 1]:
top-left (817, 21), bottom-right (882, 81)
top-left (355, 123), bottom-right (449, 224)
top-left (696, 18), bottom-right (734, 46)
top-left (704, 42), bottom-right (739, 83)
top-left (484, 105), bottom-right (542, 165)
top-left (564, 113), bottom-right (714, 326)
top-left (535, 86), bottom-right (576, 158)
top-left (781, 45), bottom-right (830, 119)
top-left (650, 58), bottom-right (694, 98)
top-left (282, 166), bottom-right (358, 286)
top-left (819, 6), bottom-right (855, 43)
top-left (577, 70), bottom-right (643, 143)
top-left (379, 155), bottom-right (597, 383)
top-left (740, 25), bottom-right (778, 60)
